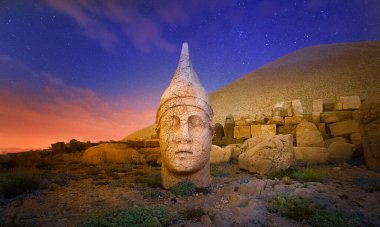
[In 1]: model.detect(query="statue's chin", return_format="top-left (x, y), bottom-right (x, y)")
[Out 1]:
top-left (164, 160), bottom-right (205, 175)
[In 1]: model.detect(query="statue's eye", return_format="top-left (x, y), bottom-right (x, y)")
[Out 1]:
top-left (188, 115), bottom-right (204, 128)
top-left (169, 116), bottom-right (180, 127)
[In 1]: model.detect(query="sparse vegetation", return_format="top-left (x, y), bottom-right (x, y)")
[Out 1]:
top-left (169, 181), bottom-right (196, 197)
top-left (78, 207), bottom-right (179, 227)
top-left (267, 195), bottom-right (316, 221)
top-left (307, 210), bottom-right (360, 227)
top-left (0, 173), bottom-right (41, 198)
top-left (268, 195), bottom-right (362, 226)
top-left (180, 207), bottom-right (205, 221)
top-left (270, 167), bottom-right (327, 182)
top-left (210, 164), bottom-right (229, 177)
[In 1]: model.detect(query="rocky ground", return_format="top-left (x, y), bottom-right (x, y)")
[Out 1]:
top-left (1, 153), bottom-right (380, 226)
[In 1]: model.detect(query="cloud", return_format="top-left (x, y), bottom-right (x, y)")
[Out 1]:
top-left (0, 55), bottom-right (156, 151)
top-left (45, 0), bottom-right (240, 53)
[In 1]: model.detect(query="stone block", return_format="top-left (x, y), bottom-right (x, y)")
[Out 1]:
top-left (313, 99), bottom-right (324, 113)
top-left (323, 102), bottom-right (335, 112)
top-left (234, 126), bottom-right (251, 139)
top-left (335, 95), bottom-right (361, 110)
top-left (273, 101), bottom-right (292, 117)
top-left (320, 111), bottom-right (353, 123)
top-left (268, 116), bottom-right (284, 125)
top-left (350, 132), bottom-right (362, 145)
top-left (324, 137), bottom-right (350, 147)
top-left (328, 120), bottom-right (360, 137)
top-left (296, 122), bottom-right (325, 147)
top-left (235, 119), bottom-right (249, 126)
top-left (312, 112), bottom-right (321, 124)
top-left (318, 123), bottom-right (327, 139)
top-left (294, 147), bottom-right (329, 164)
top-left (251, 124), bottom-right (276, 137)
top-left (143, 139), bottom-right (160, 147)
top-left (292, 99), bottom-right (304, 116)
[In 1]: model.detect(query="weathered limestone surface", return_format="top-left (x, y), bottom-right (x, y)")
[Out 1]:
top-left (268, 116), bottom-right (284, 125)
top-left (350, 132), bottom-right (362, 145)
top-left (272, 100), bottom-right (303, 117)
top-left (328, 120), bottom-right (360, 137)
top-left (234, 126), bottom-right (251, 139)
top-left (312, 112), bottom-right (321, 124)
top-left (238, 134), bottom-right (295, 175)
top-left (156, 43), bottom-right (213, 188)
top-left (82, 143), bottom-right (140, 165)
top-left (214, 123), bottom-right (224, 140)
top-left (296, 122), bottom-right (325, 147)
top-left (294, 147), bottom-right (329, 164)
top-left (210, 145), bottom-right (232, 164)
top-left (359, 96), bottom-right (380, 170)
top-left (313, 99), bottom-right (324, 113)
top-left (292, 99), bottom-right (304, 116)
top-left (251, 124), bottom-right (276, 137)
top-left (335, 95), bottom-right (361, 110)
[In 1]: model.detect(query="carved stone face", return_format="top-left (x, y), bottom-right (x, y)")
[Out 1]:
top-left (159, 105), bottom-right (212, 174)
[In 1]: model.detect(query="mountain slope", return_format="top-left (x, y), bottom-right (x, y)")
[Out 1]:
top-left (125, 41), bottom-right (380, 139)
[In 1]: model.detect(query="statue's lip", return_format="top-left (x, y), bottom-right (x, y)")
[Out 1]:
top-left (175, 150), bottom-right (193, 154)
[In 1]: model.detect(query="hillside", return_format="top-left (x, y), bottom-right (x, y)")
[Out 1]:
top-left (125, 41), bottom-right (380, 139)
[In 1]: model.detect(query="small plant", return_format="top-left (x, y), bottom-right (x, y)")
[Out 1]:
top-left (267, 195), bottom-right (316, 221)
top-left (270, 167), bottom-right (326, 182)
top-left (0, 173), bottom-right (41, 198)
top-left (169, 181), bottom-right (196, 197)
top-left (78, 207), bottom-right (179, 227)
top-left (83, 166), bottom-right (101, 175)
top-left (210, 164), bottom-right (229, 177)
top-left (307, 210), bottom-right (360, 227)
top-left (180, 207), bottom-right (205, 221)
top-left (141, 187), bottom-right (165, 199)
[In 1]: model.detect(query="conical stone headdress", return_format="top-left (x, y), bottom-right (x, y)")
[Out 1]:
top-left (156, 43), bottom-right (213, 131)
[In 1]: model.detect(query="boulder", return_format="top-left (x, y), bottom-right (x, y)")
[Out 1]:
top-left (296, 122), bottom-right (325, 147)
top-left (324, 137), bottom-right (349, 147)
top-left (234, 126), bottom-right (251, 139)
top-left (210, 145), bottom-right (232, 164)
top-left (284, 116), bottom-right (305, 125)
top-left (359, 96), bottom-right (380, 170)
top-left (312, 112), bottom-right (321, 124)
top-left (327, 141), bottom-right (355, 163)
top-left (225, 144), bottom-right (243, 160)
top-left (328, 120), bottom-right (360, 137)
top-left (318, 123), bottom-right (328, 139)
top-left (251, 124), bottom-right (276, 137)
top-left (335, 95), bottom-right (361, 110)
top-left (82, 143), bottom-right (140, 165)
top-left (235, 119), bottom-right (249, 126)
top-left (273, 101), bottom-right (292, 117)
top-left (238, 134), bottom-right (294, 175)
top-left (294, 147), bottom-right (329, 165)
top-left (143, 139), bottom-right (160, 147)
top-left (238, 179), bottom-right (266, 196)
top-left (320, 111), bottom-right (353, 123)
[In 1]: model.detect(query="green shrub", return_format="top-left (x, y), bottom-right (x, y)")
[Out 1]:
top-left (267, 195), bottom-right (316, 221)
top-left (169, 181), bottom-right (196, 197)
top-left (0, 173), bottom-right (41, 198)
top-left (307, 210), bottom-right (360, 227)
top-left (270, 167), bottom-right (326, 182)
top-left (210, 164), bottom-right (229, 177)
top-left (78, 207), bottom-right (179, 227)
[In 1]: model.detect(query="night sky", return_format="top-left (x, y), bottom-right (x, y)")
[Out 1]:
top-left (1, 0), bottom-right (379, 152)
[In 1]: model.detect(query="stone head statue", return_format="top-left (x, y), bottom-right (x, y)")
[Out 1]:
top-left (156, 43), bottom-right (213, 189)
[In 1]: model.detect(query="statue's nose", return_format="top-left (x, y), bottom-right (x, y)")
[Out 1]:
top-left (175, 124), bottom-right (192, 143)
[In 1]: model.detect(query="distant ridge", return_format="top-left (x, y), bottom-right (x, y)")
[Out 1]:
top-left (124, 41), bottom-right (380, 140)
